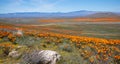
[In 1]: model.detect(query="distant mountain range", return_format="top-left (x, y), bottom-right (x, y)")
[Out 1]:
top-left (0, 10), bottom-right (120, 18)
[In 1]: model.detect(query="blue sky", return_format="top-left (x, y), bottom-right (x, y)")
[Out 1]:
top-left (0, 0), bottom-right (120, 13)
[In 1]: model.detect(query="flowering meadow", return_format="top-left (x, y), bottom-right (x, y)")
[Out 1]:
top-left (0, 23), bottom-right (120, 64)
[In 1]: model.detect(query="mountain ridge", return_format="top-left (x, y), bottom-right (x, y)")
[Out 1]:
top-left (0, 10), bottom-right (120, 18)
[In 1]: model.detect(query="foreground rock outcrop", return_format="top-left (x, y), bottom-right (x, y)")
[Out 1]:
top-left (23, 50), bottom-right (61, 64)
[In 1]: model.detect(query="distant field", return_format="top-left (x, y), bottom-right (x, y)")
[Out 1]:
top-left (0, 18), bottom-right (120, 39)
top-left (0, 17), bottom-right (120, 24)
top-left (18, 21), bottom-right (120, 39)
top-left (43, 23), bottom-right (120, 39)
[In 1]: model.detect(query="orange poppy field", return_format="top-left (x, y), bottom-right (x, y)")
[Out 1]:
top-left (0, 18), bottom-right (120, 64)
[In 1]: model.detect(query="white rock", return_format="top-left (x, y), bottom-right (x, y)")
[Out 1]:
top-left (17, 30), bottom-right (23, 36)
top-left (24, 50), bottom-right (61, 64)
top-left (38, 50), bottom-right (61, 64)
top-left (8, 50), bottom-right (20, 58)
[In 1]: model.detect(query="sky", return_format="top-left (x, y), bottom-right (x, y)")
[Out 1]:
top-left (0, 0), bottom-right (120, 13)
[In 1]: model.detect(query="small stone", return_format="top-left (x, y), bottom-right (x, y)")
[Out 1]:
top-left (8, 50), bottom-right (21, 58)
